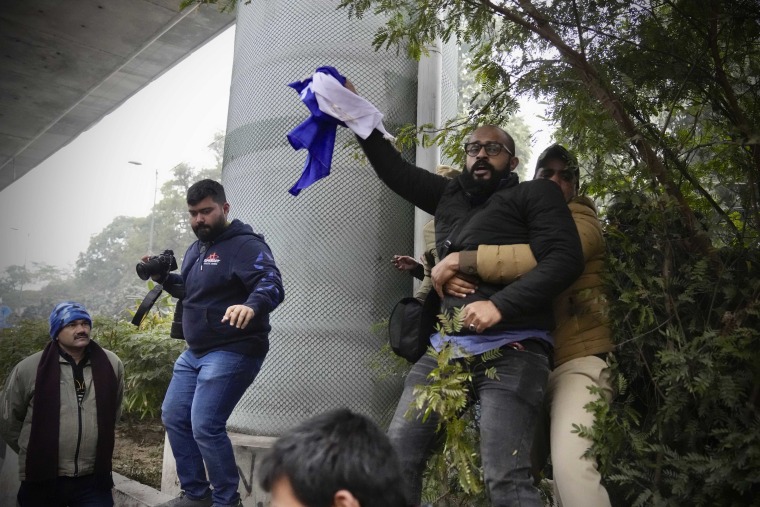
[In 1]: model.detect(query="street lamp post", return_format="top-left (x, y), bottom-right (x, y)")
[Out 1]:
top-left (128, 161), bottom-right (158, 254)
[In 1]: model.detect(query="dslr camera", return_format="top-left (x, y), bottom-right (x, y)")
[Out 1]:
top-left (136, 249), bottom-right (178, 281)
top-left (132, 249), bottom-right (184, 340)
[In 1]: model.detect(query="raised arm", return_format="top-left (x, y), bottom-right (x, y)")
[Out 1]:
top-left (357, 130), bottom-right (450, 215)
top-left (342, 79), bottom-right (451, 214)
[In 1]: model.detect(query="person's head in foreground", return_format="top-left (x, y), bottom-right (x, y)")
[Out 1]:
top-left (259, 408), bottom-right (408, 507)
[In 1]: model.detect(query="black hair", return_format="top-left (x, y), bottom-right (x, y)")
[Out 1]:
top-left (186, 179), bottom-right (226, 206)
top-left (258, 408), bottom-right (408, 507)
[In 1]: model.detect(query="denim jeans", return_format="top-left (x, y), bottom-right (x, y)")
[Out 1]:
top-left (388, 345), bottom-right (550, 507)
top-left (17, 475), bottom-right (113, 506)
top-left (162, 350), bottom-right (264, 507)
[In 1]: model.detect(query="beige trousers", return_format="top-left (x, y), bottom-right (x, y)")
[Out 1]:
top-left (544, 355), bottom-right (613, 507)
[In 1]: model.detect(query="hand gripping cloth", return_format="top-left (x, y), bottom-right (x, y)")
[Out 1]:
top-left (287, 66), bottom-right (395, 195)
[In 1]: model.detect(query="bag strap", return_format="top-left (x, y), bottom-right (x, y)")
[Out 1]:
top-left (439, 203), bottom-right (485, 258)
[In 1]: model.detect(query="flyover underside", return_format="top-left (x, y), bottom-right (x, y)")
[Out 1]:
top-left (0, 0), bottom-right (234, 192)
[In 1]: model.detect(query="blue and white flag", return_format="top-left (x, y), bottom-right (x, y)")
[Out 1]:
top-left (286, 66), bottom-right (394, 196)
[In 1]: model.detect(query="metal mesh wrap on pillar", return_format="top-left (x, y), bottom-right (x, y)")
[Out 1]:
top-left (440, 42), bottom-right (459, 140)
top-left (222, 0), bottom-right (419, 436)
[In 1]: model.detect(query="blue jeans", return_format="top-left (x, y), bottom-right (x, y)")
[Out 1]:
top-left (162, 350), bottom-right (264, 507)
top-left (388, 345), bottom-right (550, 507)
top-left (18, 475), bottom-right (113, 506)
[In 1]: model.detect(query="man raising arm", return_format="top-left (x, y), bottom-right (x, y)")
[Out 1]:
top-left (335, 79), bottom-right (585, 506)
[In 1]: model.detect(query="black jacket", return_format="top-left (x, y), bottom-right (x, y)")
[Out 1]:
top-left (359, 130), bottom-right (584, 333)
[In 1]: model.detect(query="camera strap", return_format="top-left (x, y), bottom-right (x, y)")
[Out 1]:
top-left (131, 284), bottom-right (164, 327)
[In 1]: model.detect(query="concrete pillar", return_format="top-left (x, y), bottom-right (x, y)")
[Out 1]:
top-left (221, 0), bottom-right (417, 436)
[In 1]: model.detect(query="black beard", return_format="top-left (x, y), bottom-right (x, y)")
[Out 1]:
top-left (463, 163), bottom-right (504, 195)
top-left (193, 220), bottom-right (226, 242)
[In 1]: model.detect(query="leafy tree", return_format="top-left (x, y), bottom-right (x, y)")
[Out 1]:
top-left (322, 1), bottom-right (760, 504)
top-left (0, 133), bottom-right (224, 318)
top-left (3, 265), bottom-right (31, 298)
top-left (0, 262), bottom-right (70, 317)
top-left (339, 0), bottom-right (758, 250)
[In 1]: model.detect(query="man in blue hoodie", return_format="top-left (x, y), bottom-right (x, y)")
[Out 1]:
top-left (152, 179), bottom-right (284, 507)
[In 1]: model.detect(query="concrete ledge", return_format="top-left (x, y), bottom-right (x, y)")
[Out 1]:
top-left (161, 432), bottom-right (276, 506)
top-left (2, 432), bottom-right (275, 507)
top-left (114, 472), bottom-right (173, 507)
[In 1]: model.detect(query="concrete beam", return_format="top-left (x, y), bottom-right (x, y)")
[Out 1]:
top-left (0, 0), bottom-right (234, 192)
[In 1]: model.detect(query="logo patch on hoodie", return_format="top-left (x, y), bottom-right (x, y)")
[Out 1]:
top-left (203, 252), bottom-right (221, 266)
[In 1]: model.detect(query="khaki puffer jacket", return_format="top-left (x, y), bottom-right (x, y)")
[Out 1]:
top-left (464, 196), bottom-right (614, 365)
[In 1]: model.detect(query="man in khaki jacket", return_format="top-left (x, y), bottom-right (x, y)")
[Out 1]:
top-left (433, 144), bottom-right (614, 507)
top-left (0, 301), bottom-right (124, 507)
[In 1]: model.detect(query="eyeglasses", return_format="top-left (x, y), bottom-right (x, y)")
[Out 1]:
top-left (464, 142), bottom-right (513, 157)
top-left (537, 167), bottom-right (577, 182)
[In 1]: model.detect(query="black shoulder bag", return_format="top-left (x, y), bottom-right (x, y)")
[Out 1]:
top-left (388, 289), bottom-right (441, 363)
top-left (388, 204), bottom-right (479, 363)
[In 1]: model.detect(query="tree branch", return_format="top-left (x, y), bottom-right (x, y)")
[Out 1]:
top-left (477, 0), bottom-right (713, 256)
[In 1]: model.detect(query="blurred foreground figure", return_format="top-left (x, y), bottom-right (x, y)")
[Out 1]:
top-left (259, 408), bottom-right (408, 507)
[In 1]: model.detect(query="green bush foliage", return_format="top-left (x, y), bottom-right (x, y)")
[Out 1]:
top-left (586, 193), bottom-right (760, 506)
top-left (0, 320), bottom-right (50, 386)
top-left (97, 318), bottom-right (185, 420)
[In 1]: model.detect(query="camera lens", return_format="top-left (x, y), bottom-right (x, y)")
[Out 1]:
top-left (136, 257), bottom-right (161, 281)
top-left (136, 251), bottom-right (176, 282)
top-left (136, 261), bottom-right (152, 280)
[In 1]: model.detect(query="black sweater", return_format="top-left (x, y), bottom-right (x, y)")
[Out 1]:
top-left (359, 130), bottom-right (584, 333)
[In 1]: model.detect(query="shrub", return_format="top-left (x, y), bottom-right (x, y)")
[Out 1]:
top-left (0, 320), bottom-right (49, 386)
top-left (96, 317), bottom-right (185, 419)
top-left (588, 194), bottom-right (760, 506)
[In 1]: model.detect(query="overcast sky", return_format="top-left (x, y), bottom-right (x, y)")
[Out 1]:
top-left (0, 25), bottom-right (553, 275)
top-left (0, 27), bottom-right (236, 274)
